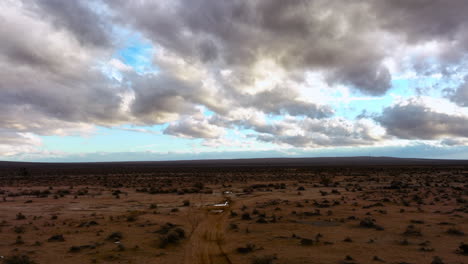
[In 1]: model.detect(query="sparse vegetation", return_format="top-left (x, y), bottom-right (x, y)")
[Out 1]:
top-left (0, 160), bottom-right (466, 263)
top-left (3, 255), bottom-right (36, 264)
top-left (252, 255), bottom-right (276, 264)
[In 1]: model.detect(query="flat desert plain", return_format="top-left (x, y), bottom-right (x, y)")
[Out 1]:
top-left (0, 158), bottom-right (467, 264)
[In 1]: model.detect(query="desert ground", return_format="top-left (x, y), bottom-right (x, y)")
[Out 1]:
top-left (0, 157), bottom-right (467, 264)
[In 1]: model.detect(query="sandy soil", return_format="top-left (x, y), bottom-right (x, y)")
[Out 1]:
top-left (0, 164), bottom-right (467, 264)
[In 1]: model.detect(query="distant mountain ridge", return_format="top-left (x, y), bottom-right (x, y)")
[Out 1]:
top-left (1, 156), bottom-right (468, 168)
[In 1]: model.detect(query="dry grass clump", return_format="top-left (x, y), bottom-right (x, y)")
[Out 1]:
top-left (3, 255), bottom-right (36, 264)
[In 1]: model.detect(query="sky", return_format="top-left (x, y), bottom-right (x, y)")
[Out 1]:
top-left (2, 0), bottom-right (468, 162)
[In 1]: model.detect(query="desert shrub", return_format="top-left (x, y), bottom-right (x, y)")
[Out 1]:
top-left (69, 244), bottom-right (96, 253)
top-left (360, 218), bottom-right (375, 228)
top-left (48, 234), bottom-right (65, 242)
top-left (252, 255), bottom-right (275, 264)
top-left (229, 223), bottom-right (239, 230)
top-left (13, 226), bottom-right (24, 234)
top-left (159, 230), bottom-right (183, 248)
top-left (300, 238), bottom-right (314, 246)
top-left (156, 224), bottom-right (185, 248)
top-left (403, 225), bottom-right (422, 236)
top-left (183, 200), bottom-right (190, 206)
top-left (398, 238), bottom-right (409, 245)
top-left (15, 236), bottom-right (24, 245)
top-left (155, 223), bottom-right (176, 234)
top-left (15, 213), bottom-right (26, 220)
top-left (359, 217), bottom-right (383, 230)
top-left (304, 210), bottom-right (321, 216)
top-left (431, 256), bottom-right (444, 264)
top-left (116, 244), bottom-right (125, 251)
top-left (446, 227), bottom-right (465, 236)
top-left (78, 221), bottom-right (98, 227)
top-left (173, 227), bottom-right (185, 238)
top-left (3, 255), bottom-right (36, 264)
top-left (193, 182), bottom-right (204, 189)
top-left (237, 243), bottom-right (255, 253)
top-left (459, 242), bottom-right (468, 254)
top-left (373, 256), bottom-right (384, 262)
top-left (106, 232), bottom-right (123, 242)
top-left (320, 176), bottom-right (332, 186)
top-left (241, 213), bottom-right (251, 220)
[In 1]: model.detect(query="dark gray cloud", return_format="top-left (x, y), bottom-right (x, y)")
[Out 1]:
top-left (371, 0), bottom-right (468, 74)
top-left (0, 1), bottom-right (126, 155)
top-left (440, 138), bottom-right (468, 146)
top-left (0, 68), bottom-right (125, 125)
top-left (377, 99), bottom-right (468, 140)
top-left (27, 0), bottom-right (112, 47)
top-left (127, 72), bottom-right (200, 124)
top-left (245, 88), bottom-right (333, 118)
top-left (108, 0), bottom-right (393, 95)
top-left (217, 115), bottom-right (386, 148)
top-left (0, 130), bottom-right (39, 146)
top-left (163, 117), bottom-right (224, 139)
top-left (447, 76), bottom-right (468, 107)
top-left (372, 1), bottom-right (468, 43)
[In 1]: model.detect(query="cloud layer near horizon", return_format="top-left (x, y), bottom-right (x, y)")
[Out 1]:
top-left (1, 0), bottom-right (468, 159)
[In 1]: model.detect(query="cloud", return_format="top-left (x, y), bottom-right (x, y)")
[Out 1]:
top-left (208, 112), bottom-right (387, 148)
top-left (108, 0), bottom-right (398, 95)
top-left (2, 0), bottom-right (468, 158)
top-left (244, 88), bottom-right (333, 118)
top-left (371, 0), bottom-right (468, 74)
top-left (0, 1), bottom-right (124, 155)
top-left (440, 138), bottom-right (468, 146)
top-left (0, 130), bottom-right (43, 156)
top-left (447, 75), bottom-right (468, 106)
top-left (0, 1), bottom-right (124, 125)
top-left (26, 0), bottom-right (112, 47)
top-left (250, 117), bottom-right (387, 148)
top-left (164, 116), bottom-right (225, 139)
top-left (377, 97), bottom-right (468, 140)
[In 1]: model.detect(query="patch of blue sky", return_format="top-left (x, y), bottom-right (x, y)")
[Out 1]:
top-left (331, 97), bottom-right (388, 119)
top-left (40, 125), bottom-right (195, 154)
top-left (266, 113), bottom-right (286, 121)
top-left (199, 106), bottom-right (215, 117)
top-left (331, 74), bottom-right (453, 119)
top-left (115, 33), bottom-right (156, 74)
top-left (30, 143), bottom-right (468, 163)
top-left (119, 123), bottom-right (166, 133)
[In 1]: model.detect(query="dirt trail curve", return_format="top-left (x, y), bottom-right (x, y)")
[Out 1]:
top-left (184, 205), bottom-right (232, 264)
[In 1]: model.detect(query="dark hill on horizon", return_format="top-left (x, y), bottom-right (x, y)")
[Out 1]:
top-left (1, 156), bottom-right (468, 177)
top-left (1, 156), bottom-right (468, 168)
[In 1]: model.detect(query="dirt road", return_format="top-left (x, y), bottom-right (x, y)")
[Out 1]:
top-left (184, 205), bottom-right (232, 264)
